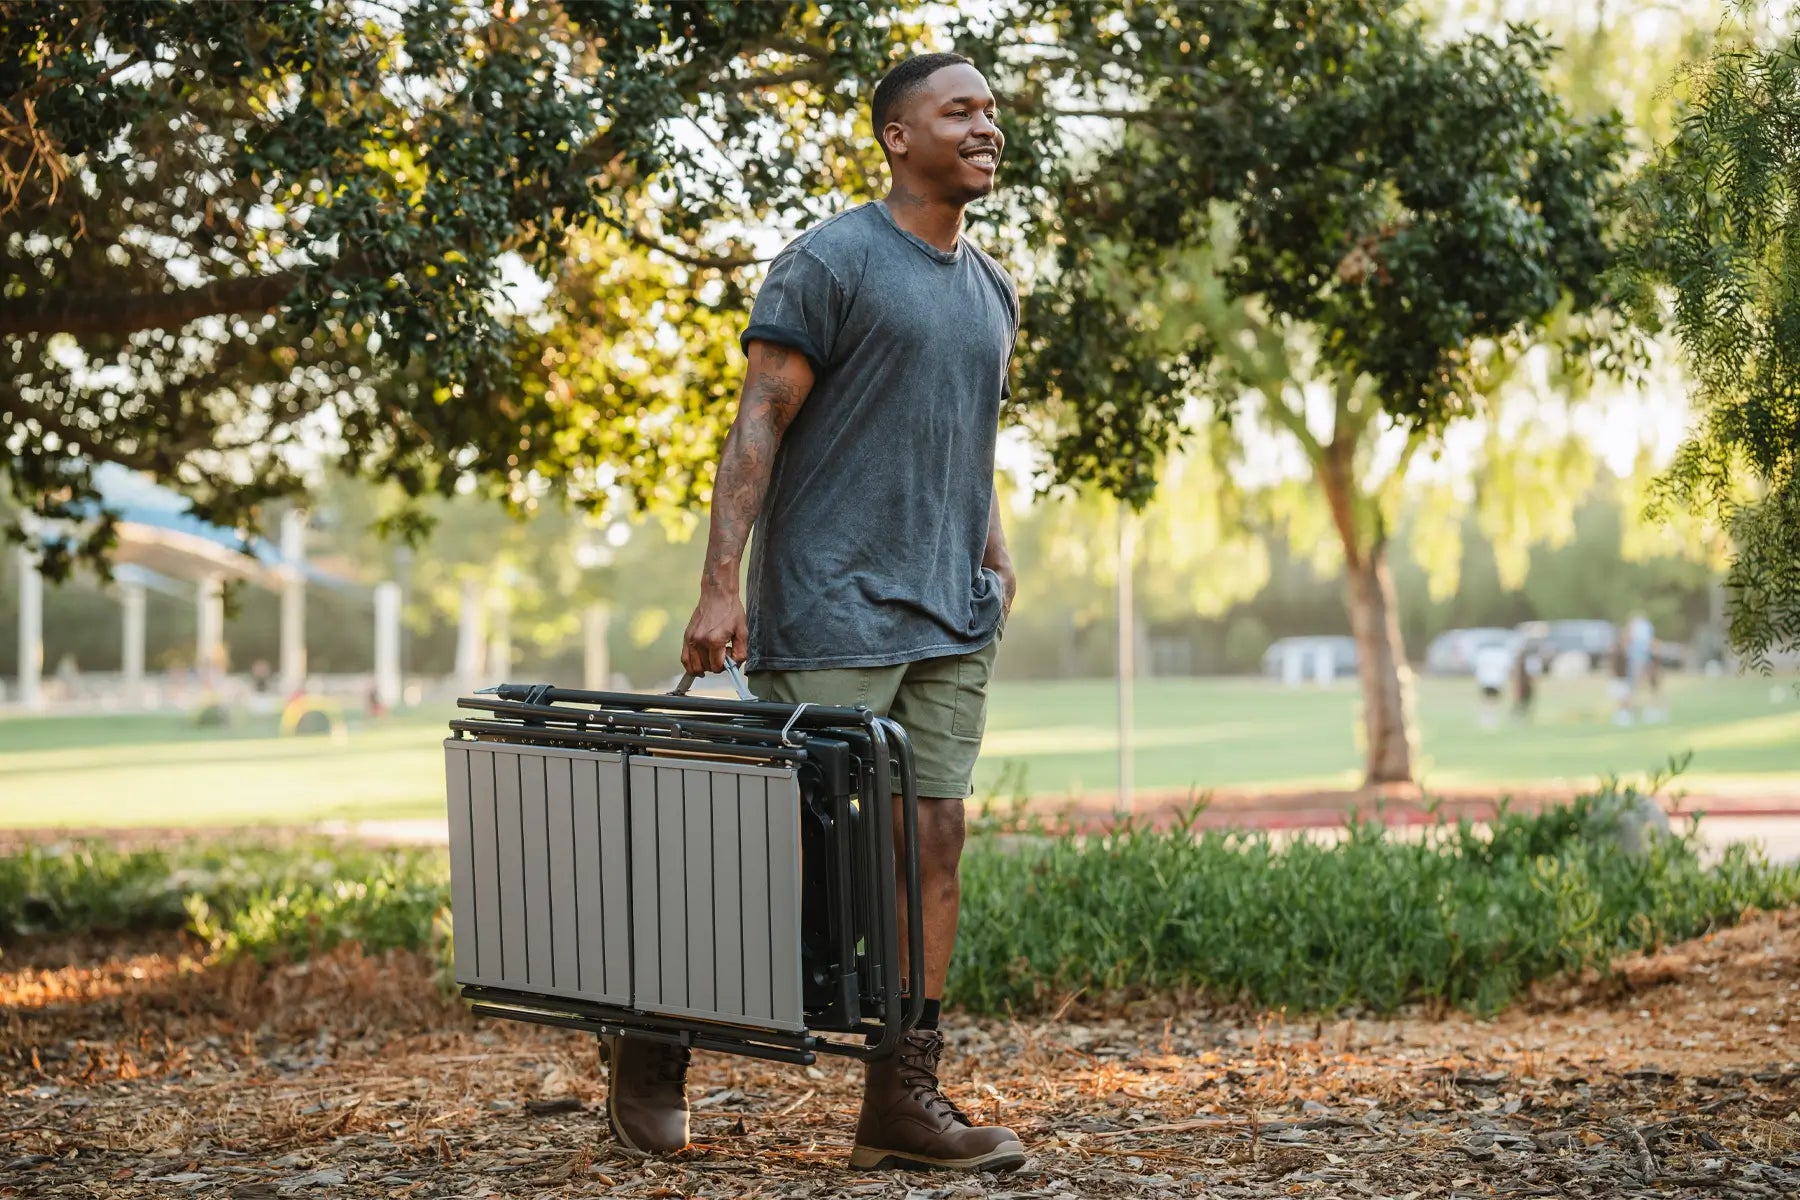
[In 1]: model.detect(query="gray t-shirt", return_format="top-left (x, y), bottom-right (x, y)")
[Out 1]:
top-left (738, 200), bottom-right (1018, 671)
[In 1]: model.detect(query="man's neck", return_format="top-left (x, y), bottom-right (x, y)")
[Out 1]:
top-left (883, 182), bottom-right (964, 253)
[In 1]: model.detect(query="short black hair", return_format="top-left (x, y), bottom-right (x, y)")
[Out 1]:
top-left (871, 52), bottom-right (974, 156)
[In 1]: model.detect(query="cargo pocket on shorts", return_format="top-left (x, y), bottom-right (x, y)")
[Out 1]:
top-left (950, 641), bottom-right (996, 740)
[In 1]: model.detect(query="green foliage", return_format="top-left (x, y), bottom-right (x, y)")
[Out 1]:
top-left (8, 787), bottom-right (1795, 1016)
top-left (1, 0), bottom-right (904, 576)
top-left (981, 1), bottom-right (1641, 786)
top-left (0, 842), bottom-right (192, 942)
top-left (182, 849), bottom-right (448, 965)
top-left (952, 780), bottom-right (1800, 1016)
top-left (1000, 1), bottom-right (1637, 505)
top-left (0, 839), bottom-right (446, 964)
top-left (1620, 4), bottom-right (1800, 665)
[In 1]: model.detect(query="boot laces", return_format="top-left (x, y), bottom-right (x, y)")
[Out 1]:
top-left (653, 1044), bottom-right (691, 1086)
top-left (897, 1037), bottom-right (972, 1126)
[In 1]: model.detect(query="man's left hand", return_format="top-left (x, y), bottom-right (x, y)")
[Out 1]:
top-left (990, 560), bottom-right (1016, 618)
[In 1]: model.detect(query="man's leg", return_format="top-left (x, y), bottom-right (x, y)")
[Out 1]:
top-left (607, 663), bottom-right (901, 1156)
top-left (894, 794), bottom-right (966, 1008)
top-left (850, 635), bottom-right (1024, 1172)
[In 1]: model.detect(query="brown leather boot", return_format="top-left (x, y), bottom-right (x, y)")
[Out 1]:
top-left (603, 1035), bottom-right (690, 1154)
top-left (849, 1029), bottom-right (1026, 1171)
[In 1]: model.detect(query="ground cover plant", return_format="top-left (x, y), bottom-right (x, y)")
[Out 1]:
top-left (4, 784), bottom-right (1793, 1017)
top-left (957, 781), bottom-right (1800, 1015)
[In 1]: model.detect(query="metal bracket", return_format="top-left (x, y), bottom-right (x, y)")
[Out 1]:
top-left (779, 702), bottom-right (813, 747)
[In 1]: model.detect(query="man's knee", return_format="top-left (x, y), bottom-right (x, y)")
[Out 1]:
top-left (917, 797), bottom-right (966, 860)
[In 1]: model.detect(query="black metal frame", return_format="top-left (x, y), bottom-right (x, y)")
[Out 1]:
top-left (447, 681), bottom-right (924, 1064)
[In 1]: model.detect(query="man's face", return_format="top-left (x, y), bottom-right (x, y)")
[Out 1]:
top-left (886, 63), bottom-right (1004, 203)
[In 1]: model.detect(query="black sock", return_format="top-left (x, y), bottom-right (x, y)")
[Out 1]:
top-left (918, 998), bottom-right (941, 1030)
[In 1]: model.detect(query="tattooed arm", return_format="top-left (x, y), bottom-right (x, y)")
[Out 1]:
top-left (680, 339), bottom-right (815, 675)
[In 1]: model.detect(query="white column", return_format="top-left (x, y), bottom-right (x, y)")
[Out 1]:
top-left (1116, 507), bottom-right (1135, 816)
top-left (486, 587), bottom-right (512, 684)
top-left (15, 542), bottom-right (42, 710)
top-left (454, 577), bottom-right (485, 694)
top-left (278, 510), bottom-right (307, 695)
top-left (583, 604), bottom-right (612, 691)
top-left (373, 581), bottom-right (402, 710)
top-left (196, 574), bottom-right (225, 687)
top-left (121, 581), bottom-right (146, 703)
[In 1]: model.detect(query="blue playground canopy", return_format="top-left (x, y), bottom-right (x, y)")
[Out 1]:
top-left (84, 463), bottom-right (355, 590)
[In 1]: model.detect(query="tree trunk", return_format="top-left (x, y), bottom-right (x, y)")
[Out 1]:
top-left (1343, 540), bottom-right (1416, 787)
top-left (1318, 446), bottom-right (1416, 788)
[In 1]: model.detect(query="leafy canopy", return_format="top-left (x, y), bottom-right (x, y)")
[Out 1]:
top-left (1619, 3), bottom-right (1800, 663)
top-left (999, 0), bottom-right (1635, 508)
top-left (1, 0), bottom-right (899, 575)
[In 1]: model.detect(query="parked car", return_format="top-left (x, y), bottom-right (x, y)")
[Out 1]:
top-left (1423, 627), bottom-right (1520, 676)
top-left (1515, 619), bottom-right (1618, 673)
top-left (1263, 635), bottom-right (1359, 682)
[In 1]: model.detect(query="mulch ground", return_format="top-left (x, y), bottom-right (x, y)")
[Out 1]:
top-left (3, 910), bottom-right (1797, 1199)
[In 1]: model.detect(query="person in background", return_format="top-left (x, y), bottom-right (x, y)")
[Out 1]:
top-left (1473, 638), bottom-right (1511, 730)
top-left (1643, 652), bottom-right (1667, 723)
top-left (1610, 630), bottom-right (1635, 725)
top-left (1511, 642), bottom-right (1536, 721)
top-left (1625, 611), bottom-right (1654, 702)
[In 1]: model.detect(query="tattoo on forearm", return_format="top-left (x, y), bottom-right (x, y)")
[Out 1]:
top-left (703, 363), bottom-right (806, 589)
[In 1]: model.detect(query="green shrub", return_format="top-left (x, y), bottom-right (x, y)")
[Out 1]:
top-left (182, 848), bottom-right (448, 964)
top-left (0, 842), bottom-right (189, 940)
top-left (0, 840), bottom-right (449, 965)
top-left (4, 779), bottom-right (1796, 1018)
top-left (952, 780), bottom-right (1800, 1015)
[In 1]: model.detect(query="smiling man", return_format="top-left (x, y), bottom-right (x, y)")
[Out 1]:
top-left (605, 53), bottom-right (1023, 1172)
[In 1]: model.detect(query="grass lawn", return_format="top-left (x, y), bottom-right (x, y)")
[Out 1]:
top-left (1, 673), bottom-right (1796, 830)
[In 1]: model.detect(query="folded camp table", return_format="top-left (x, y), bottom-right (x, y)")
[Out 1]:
top-left (443, 665), bottom-right (924, 1064)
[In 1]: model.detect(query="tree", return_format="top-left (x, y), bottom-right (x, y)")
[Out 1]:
top-left (991, 1), bottom-right (1637, 786)
top-left (1619, 2), bottom-right (1800, 665)
top-left (1, 0), bottom-right (901, 577)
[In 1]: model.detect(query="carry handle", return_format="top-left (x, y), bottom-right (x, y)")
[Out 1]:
top-left (670, 656), bottom-right (757, 702)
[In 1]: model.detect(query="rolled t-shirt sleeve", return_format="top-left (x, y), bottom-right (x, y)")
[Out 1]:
top-left (1000, 279), bottom-right (1020, 402)
top-left (740, 245), bottom-right (846, 375)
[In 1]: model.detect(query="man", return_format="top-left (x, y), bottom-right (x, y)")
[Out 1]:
top-left (605, 52), bottom-right (1025, 1173)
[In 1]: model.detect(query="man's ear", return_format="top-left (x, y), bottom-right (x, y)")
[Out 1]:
top-left (882, 119), bottom-right (907, 159)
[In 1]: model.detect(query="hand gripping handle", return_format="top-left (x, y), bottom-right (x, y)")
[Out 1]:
top-left (670, 656), bottom-right (757, 701)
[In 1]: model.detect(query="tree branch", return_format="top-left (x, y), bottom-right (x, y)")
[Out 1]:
top-left (1386, 427), bottom-right (1429, 491)
top-left (729, 64), bottom-right (836, 92)
top-left (624, 225), bottom-right (765, 270)
top-left (0, 267), bottom-right (308, 337)
top-left (758, 39), bottom-right (831, 60)
top-left (1317, 441), bottom-right (1366, 570)
top-left (1263, 384), bottom-right (1323, 461)
top-left (1048, 107), bottom-right (1193, 121)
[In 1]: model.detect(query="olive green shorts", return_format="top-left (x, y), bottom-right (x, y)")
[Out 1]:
top-left (749, 628), bottom-right (1001, 800)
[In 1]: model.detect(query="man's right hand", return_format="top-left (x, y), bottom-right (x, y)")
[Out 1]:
top-left (681, 588), bottom-right (750, 677)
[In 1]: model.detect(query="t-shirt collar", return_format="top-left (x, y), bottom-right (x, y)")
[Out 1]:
top-left (874, 199), bottom-right (963, 264)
